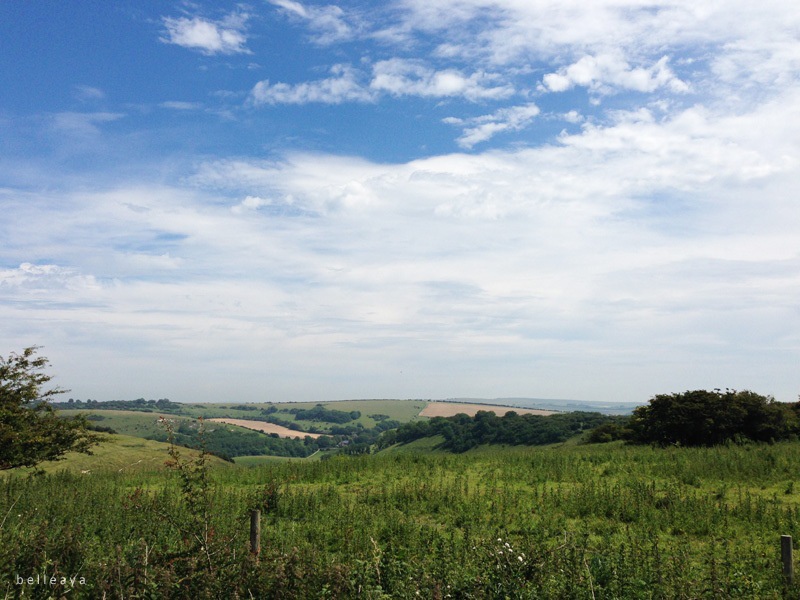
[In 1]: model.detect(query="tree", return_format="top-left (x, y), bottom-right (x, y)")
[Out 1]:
top-left (0, 346), bottom-right (100, 470)
top-left (628, 389), bottom-right (797, 447)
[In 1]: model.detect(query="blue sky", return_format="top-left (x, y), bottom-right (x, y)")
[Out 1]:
top-left (1, 0), bottom-right (799, 404)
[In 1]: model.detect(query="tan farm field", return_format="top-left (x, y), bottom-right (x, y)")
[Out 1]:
top-left (207, 418), bottom-right (323, 439)
top-left (419, 402), bottom-right (556, 418)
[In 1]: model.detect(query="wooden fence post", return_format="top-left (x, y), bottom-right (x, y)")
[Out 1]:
top-left (782, 535), bottom-right (793, 586)
top-left (250, 509), bottom-right (261, 556)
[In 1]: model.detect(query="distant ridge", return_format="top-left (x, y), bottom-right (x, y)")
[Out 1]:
top-left (442, 397), bottom-right (640, 415)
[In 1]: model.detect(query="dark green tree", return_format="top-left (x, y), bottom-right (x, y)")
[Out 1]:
top-left (0, 346), bottom-right (100, 470)
top-left (628, 389), bottom-right (797, 446)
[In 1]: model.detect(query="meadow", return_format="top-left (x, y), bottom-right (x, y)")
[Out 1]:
top-left (2, 438), bottom-right (799, 598)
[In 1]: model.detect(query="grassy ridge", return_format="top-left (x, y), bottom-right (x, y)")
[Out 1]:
top-left (2, 434), bottom-right (231, 476)
top-left (3, 440), bottom-right (799, 598)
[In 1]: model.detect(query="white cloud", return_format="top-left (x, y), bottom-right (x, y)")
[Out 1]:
top-left (51, 112), bottom-right (125, 136)
top-left (542, 53), bottom-right (689, 95)
top-left (160, 101), bottom-right (203, 110)
top-left (444, 102), bottom-right (540, 148)
top-left (162, 12), bottom-right (250, 55)
top-left (0, 263), bottom-right (100, 292)
top-left (73, 85), bottom-right (105, 102)
top-left (250, 60), bottom-right (514, 106)
top-left (388, 0), bottom-right (799, 105)
top-left (6, 85), bottom-right (800, 401)
top-left (370, 58), bottom-right (514, 101)
top-left (269, 0), bottom-right (355, 45)
top-left (231, 195), bottom-right (272, 213)
top-left (250, 64), bottom-right (374, 105)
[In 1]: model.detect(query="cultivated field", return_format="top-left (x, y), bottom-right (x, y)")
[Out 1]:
top-left (208, 417), bottom-right (323, 438)
top-left (419, 401), bottom-right (556, 418)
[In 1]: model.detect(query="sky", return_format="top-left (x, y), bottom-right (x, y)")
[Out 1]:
top-left (1, 0), bottom-right (799, 405)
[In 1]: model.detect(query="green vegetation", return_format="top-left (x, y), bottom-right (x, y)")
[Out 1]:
top-left (56, 397), bottom-right (184, 413)
top-left (0, 347), bottom-right (99, 471)
top-left (628, 389), bottom-right (800, 446)
top-left (13, 357), bottom-right (800, 597)
top-left (288, 404), bottom-right (361, 424)
top-left (57, 410), bottom-right (328, 460)
top-left (3, 440), bottom-right (800, 598)
top-left (381, 410), bottom-right (618, 452)
top-left (4, 434), bottom-right (231, 476)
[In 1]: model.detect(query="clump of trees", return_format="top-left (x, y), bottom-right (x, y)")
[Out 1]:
top-left (610, 389), bottom-right (800, 447)
top-left (54, 397), bottom-right (183, 413)
top-left (0, 347), bottom-right (100, 470)
top-left (289, 404), bottom-right (361, 424)
top-left (380, 410), bottom-right (616, 452)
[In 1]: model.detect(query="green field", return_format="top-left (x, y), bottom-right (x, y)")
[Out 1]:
top-left (3, 438), bottom-right (799, 598)
top-left (2, 433), bottom-right (231, 476)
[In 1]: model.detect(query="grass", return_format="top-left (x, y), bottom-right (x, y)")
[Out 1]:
top-left (3, 437), bottom-right (800, 598)
top-left (3, 434), bottom-right (231, 476)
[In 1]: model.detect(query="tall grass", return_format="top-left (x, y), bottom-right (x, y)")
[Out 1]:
top-left (2, 441), bottom-right (798, 598)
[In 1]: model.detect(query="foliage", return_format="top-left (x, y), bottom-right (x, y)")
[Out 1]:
top-left (149, 420), bottom-right (322, 460)
top-left (0, 347), bottom-right (100, 470)
top-left (628, 389), bottom-right (799, 446)
top-left (382, 410), bottom-right (616, 452)
top-left (289, 404), bottom-right (361, 424)
top-left (2, 441), bottom-right (799, 597)
top-left (53, 397), bottom-right (184, 413)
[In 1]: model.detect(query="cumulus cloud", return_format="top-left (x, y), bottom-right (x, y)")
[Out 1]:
top-left (0, 263), bottom-right (100, 291)
top-left (231, 195), bottom-right (272, 214)
top-left (542, 53), bottom-right (689, 95)
top-left (370, 58), bottom-right (514, 101)
top-left (162, 12), bottom-right (250, 55)
top-left (444, 102), bottom-right (540, 148)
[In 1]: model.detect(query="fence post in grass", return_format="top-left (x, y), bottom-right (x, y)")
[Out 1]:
top-left (250, 509), bottom-right (261, 557)
top-left (782, 535), bottom-right (794, 586)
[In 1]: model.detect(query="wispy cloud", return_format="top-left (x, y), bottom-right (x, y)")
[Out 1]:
top-left (162, 11), bottom-right (251, 55)
top-left (51, 112), bottom-right (125, 136)
top-left (159, 101), bottom-right (204, 111)
top-left (250, 64), bottom-right (373, 105)
top-left (73, 85), bottom-right (105, 102)
top-left (250, 60), bottom-right (513, 105)
top-left (444, 102), bottom-right (540, 148)
top-left (269, 0), bottom-right (356, 45)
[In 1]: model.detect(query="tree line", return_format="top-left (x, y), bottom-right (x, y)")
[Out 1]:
top-left (378, 410), bottom-right (618, 452)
